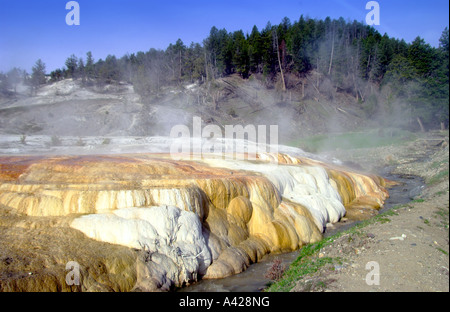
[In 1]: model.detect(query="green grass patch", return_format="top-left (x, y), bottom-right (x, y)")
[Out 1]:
top-left (435, 207), bottom-right (449, 231)
top-left (290, 128), bottom-right (416, 153)
top-left (430, 160), bottom-right (447, 169)
top-left (266, 208), bottom-right (400, 292)
top-left (434, 190), bottom-right (447, 197)
top-left (436, 248), bottom-right (448, 255)
top-left (265, 238), bottom-right (339, 292)
top-left (427, 169), bottom-right (449, 186)
top-left (435, 207), bottom-right (449, 219)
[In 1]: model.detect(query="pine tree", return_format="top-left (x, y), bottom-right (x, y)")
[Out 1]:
top-left (204, 27), bottom-right (230, 78)
top-left (0, 72), bottom-right (8, 94)
top-left (408, 37), bottom-right (435, 76)
top-left (85, 51), bottom-right (95, 80)
top-left (166, 39), bottom-right (186, 82)
top-left (433, 28), bottom-right (449, 128)
top-left (50, 68), bottom-right (64, 82)
top-left (261, 21), bottom-right (277, 77)
top-left (31, 59), bottom-right (46, 94)
top-left (184, 42), bottom-right (205, 82)
top-left (65, 54), bottom-right (78, 79)
top-left (6, 67), bottom-right (22, 94)
top-left (232, 30), bottom-right (250, 78)
top-left (78, 57), bottom-right (86, 84)
top-left (289, 15), bottom-right (312, 74)
top-left (248, 25), bottom-right (263, 74)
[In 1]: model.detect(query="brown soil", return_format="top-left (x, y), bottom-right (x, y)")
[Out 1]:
top-left (290, 130), bottom-right (449, 292)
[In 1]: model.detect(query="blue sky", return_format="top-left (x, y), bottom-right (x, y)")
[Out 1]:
top-left (0, 0), bottom-right (448, 73)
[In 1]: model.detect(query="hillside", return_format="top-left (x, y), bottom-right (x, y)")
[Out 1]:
top-left (0, 74), bottom-right (377, 147)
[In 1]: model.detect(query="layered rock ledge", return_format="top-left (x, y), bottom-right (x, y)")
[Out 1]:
top-left (0, 152), bottom-right (389, 291)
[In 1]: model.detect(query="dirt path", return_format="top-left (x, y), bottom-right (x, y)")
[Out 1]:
top-left (291, 131), bottom-right (449, 292)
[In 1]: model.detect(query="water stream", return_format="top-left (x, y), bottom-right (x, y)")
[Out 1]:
top-left (177, 168), bottom-right (425, 292)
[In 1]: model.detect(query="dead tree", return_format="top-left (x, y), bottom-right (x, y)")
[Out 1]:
top-left (273, 30), bottom-right (286, 92)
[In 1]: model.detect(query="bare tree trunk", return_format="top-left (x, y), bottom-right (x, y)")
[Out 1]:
top-left (273, 31), bottom-right (286, 92)
top-left (213, 91), bottom-right (220, 110)
top-left (306, 75), bottom-right (321, 97)
top-left (328, 33), bottom-right (335, 76)
top-left (417, 117), bottom-right (425, 132)
top-left (179, 50), bottom-right (182, 83)
top-left (316, 57), bottom-right (320, 88)
top-left (441, 122), bottom-right (446, 130)
top-left (204, 51), bottom-right (209, 82)
top-left (359, 90), bottom-right (365, 102)
top-left (352, 72), bottom-right (358, 101)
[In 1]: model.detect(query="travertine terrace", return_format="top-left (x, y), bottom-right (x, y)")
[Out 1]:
top-left (0, 151), bottom-right (389, 291)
